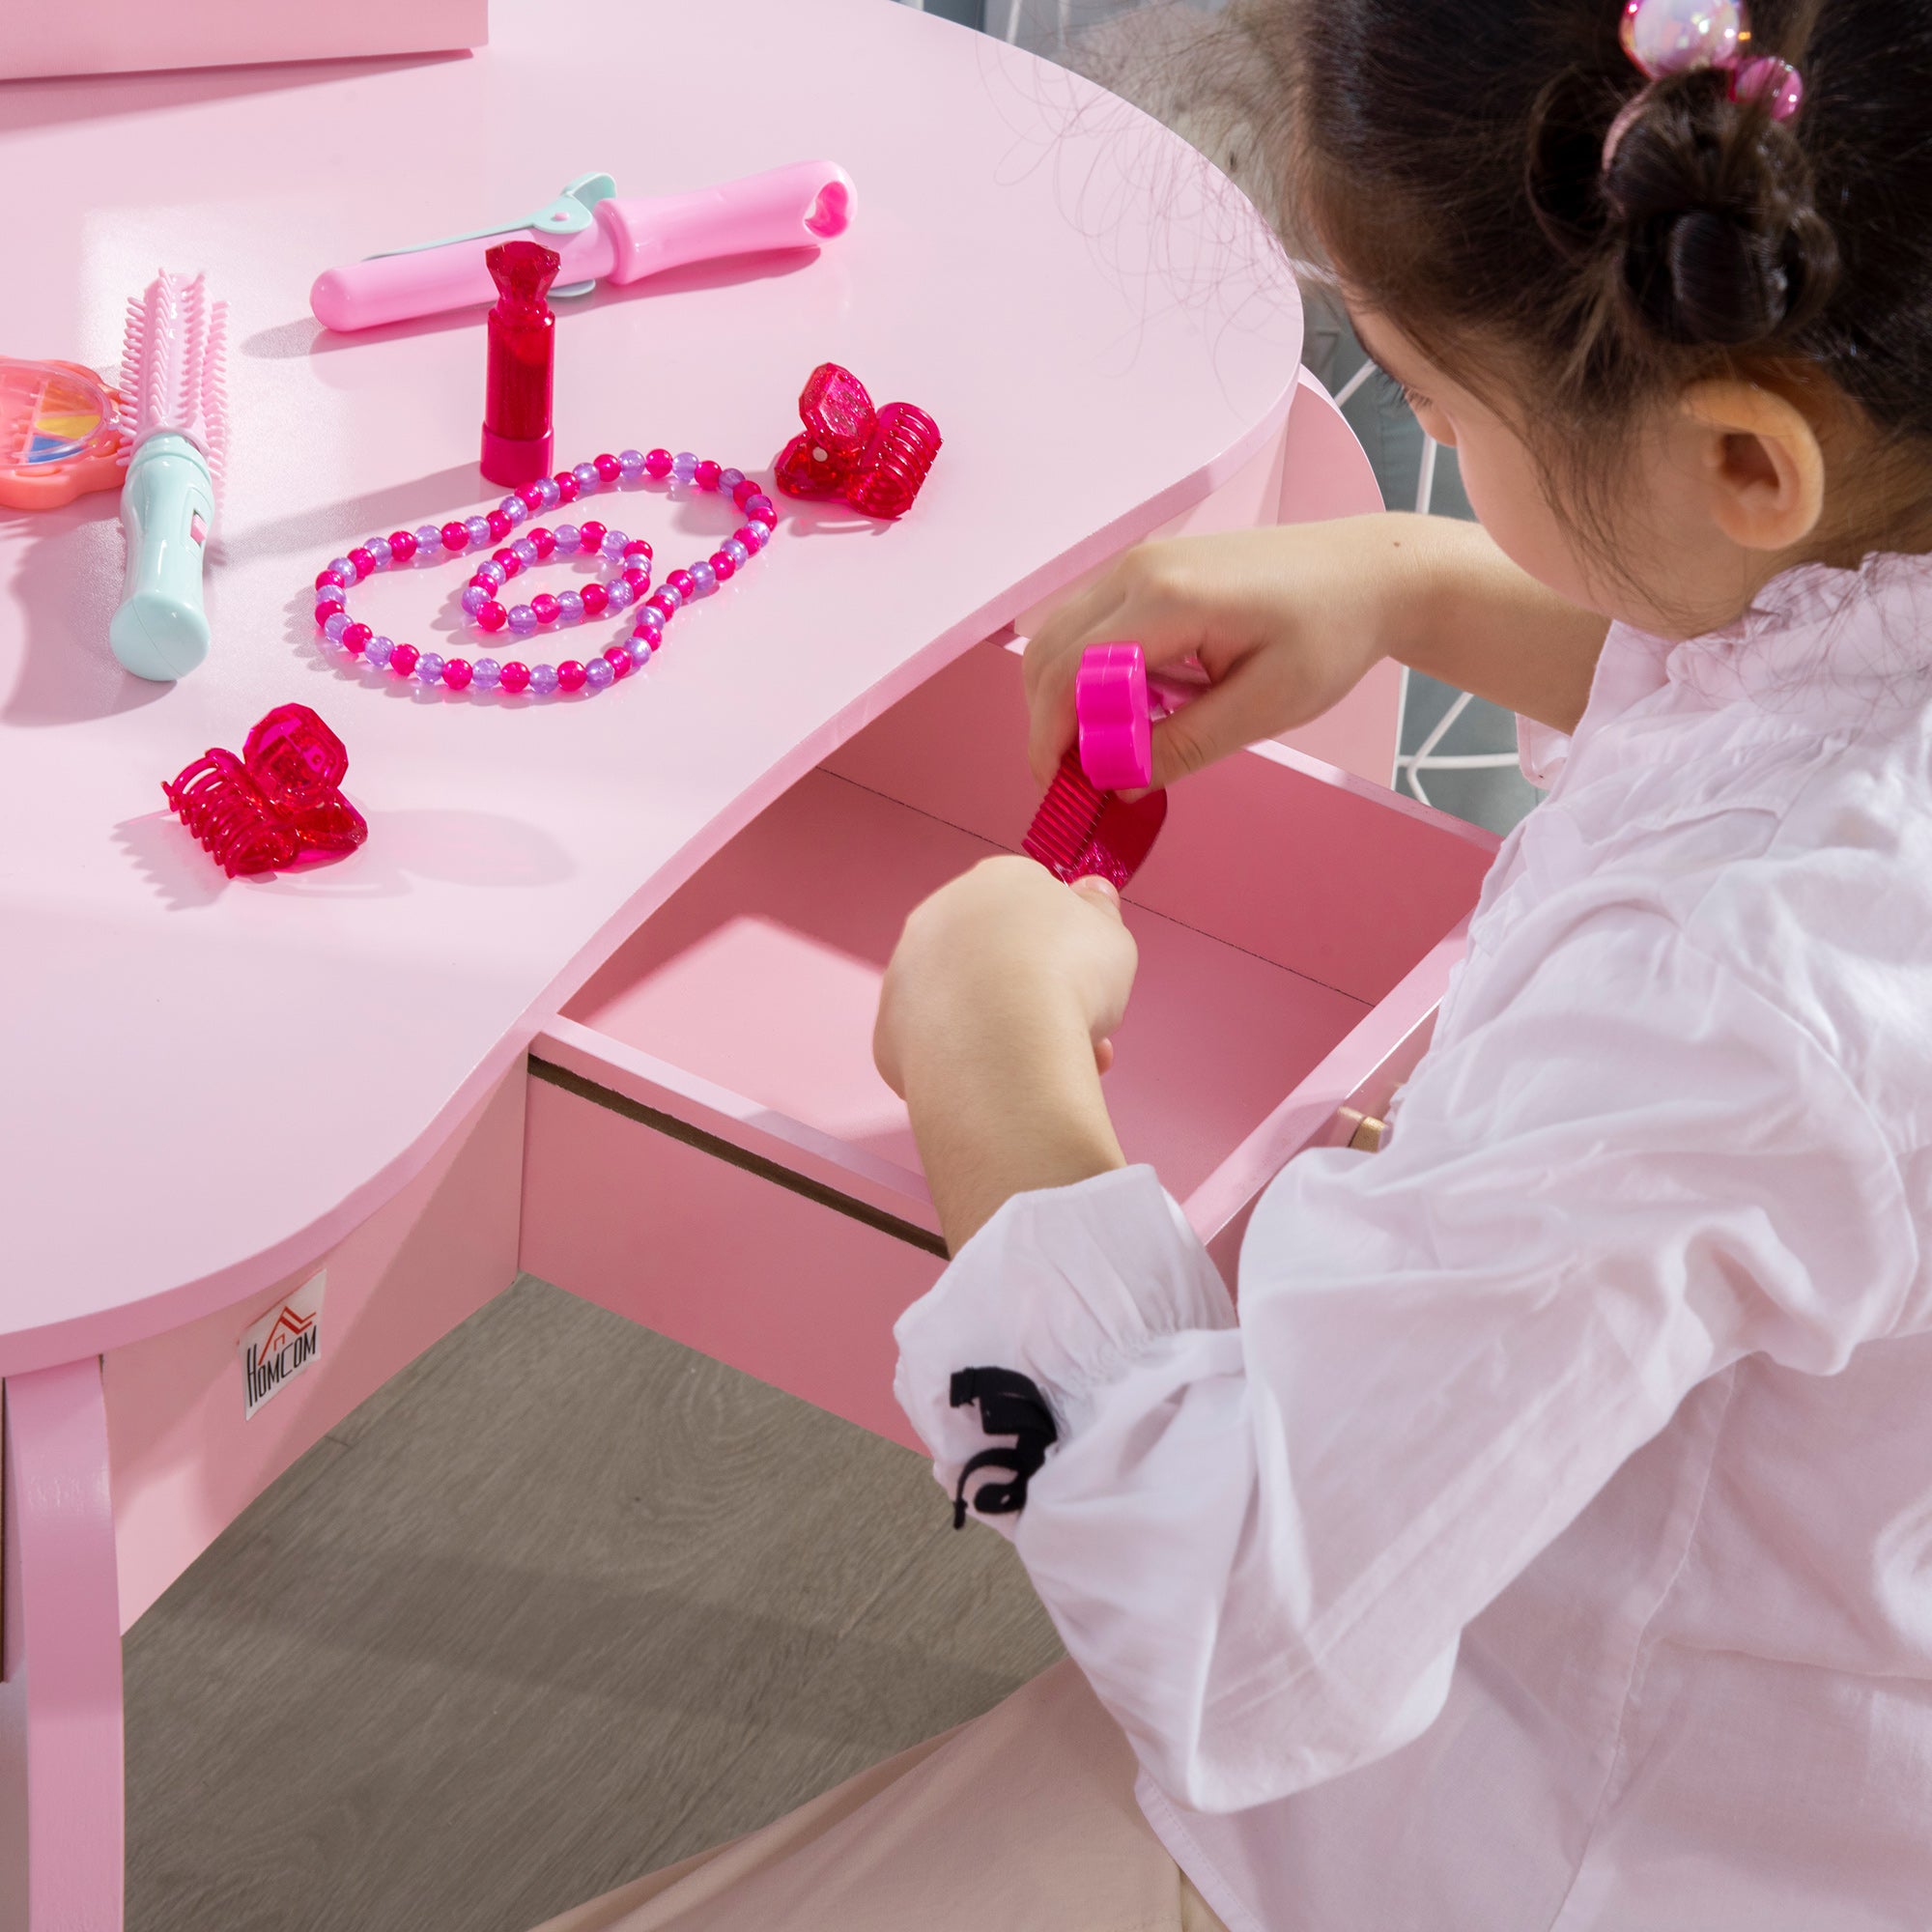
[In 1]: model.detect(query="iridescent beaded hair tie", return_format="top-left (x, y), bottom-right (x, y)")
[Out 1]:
top-left (1604, 0), bottom-right (1804, 171)
top-left (309, 447), bottom-right (780, 699)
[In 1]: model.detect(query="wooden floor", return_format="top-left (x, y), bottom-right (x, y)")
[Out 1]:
top-left (124, 1275), bottom-right (1064, 1931)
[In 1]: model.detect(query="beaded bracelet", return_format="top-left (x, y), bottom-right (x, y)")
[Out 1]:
top-left (309, 447), bottom-right (781, 698)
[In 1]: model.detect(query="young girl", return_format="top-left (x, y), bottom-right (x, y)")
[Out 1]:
top-left (545, 2), bottom-right (1932, 1927)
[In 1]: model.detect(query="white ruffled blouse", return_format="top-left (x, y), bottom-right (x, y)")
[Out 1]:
top-left (895, 555), bottom-right (1932, 1932)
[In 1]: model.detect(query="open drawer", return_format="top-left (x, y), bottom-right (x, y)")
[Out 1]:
top-left (523, 639), bottom-right (1497, 1448)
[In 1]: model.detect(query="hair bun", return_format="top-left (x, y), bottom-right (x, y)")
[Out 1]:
top-left (1605, 70), bottom-right (1838, 348)
top-left (1632, 205), bottom-right (1801, 344)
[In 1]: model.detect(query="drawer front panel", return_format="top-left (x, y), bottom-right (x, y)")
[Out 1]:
top-left (523, 1063), bottom-right (946, 1453)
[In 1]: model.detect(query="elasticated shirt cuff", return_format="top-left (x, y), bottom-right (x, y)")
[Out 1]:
top-left (893, 1166), bottom-right (1236, 1499)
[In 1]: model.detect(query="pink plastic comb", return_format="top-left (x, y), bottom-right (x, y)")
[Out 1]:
top-left (1022, 640), bottom-right (1174, 888)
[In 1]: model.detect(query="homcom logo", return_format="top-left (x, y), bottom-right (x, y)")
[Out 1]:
top-left (238, 1271), bottom-right (327, 1420)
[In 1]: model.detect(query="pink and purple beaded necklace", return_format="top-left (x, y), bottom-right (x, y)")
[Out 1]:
top-left (309, 447), bottom-right (780, 698)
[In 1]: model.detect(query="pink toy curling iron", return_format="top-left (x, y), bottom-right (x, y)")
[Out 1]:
top-left (310, 160), bottom-right (856, 333)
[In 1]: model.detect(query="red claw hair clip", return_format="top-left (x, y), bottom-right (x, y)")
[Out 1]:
top-left (1023, 642), bottom-right (1190, 890)
top-left (774, 362), bottom-right (942, 519)
top-left (1022, 760), bottom-right (1168, 891)
top-left (163, 703), bottom-right (367, 877)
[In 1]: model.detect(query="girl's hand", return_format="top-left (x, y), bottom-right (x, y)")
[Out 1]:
top-left (875, 857), bottom-right (1137, 1250)
top-left (875, 857), bottom-right (1138, 1094)
top-left (1023, 516), bottom-right (1424, 789)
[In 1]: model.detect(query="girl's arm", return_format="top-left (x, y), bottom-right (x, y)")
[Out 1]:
top-left (1376, 513), bottom-right (1610, 733)
top-left (898, 1016), bottom-right (1123, 1255)
top-left (875, 858), bottom-right (1136, 1252)
top-left (1023, 514), bottom-right (1611, 790)
top-left (893, 904), bottom-right (1912, 1811)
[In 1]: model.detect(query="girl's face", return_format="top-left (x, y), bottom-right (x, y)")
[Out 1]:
top-left (1350, 308), bottom-right (1800, 640)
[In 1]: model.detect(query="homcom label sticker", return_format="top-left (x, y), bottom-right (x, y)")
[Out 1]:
top-left (239, 1271), bottom-right (327, 1420)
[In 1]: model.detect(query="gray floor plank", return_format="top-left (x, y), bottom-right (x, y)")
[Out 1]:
top-left (672, 1499), bottom-right (1070, 1865)
top-left (125, 1277), bottom-right (1061, 1932)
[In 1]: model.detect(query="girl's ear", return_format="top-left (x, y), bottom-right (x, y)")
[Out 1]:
top-left (1680, 379), bottom-right (1827, 553)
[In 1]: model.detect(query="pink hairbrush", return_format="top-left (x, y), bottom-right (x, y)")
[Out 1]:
top-left (1022, 641), bottom-right (1179, 889)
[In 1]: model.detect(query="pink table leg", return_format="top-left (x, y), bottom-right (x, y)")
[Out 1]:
top-left (1, 1359), bottom-right (125, 1932)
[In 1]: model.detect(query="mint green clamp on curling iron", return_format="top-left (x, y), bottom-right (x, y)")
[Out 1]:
top-left (110, 271), bottom-right (229, 682)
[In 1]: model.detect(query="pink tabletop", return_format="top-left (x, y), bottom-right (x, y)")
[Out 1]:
top-left (0, 0), bottom-right (1304, 1373)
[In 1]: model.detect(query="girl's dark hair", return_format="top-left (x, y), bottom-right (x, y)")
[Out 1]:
top-left (1267, 0), bottom-right (1932, 460)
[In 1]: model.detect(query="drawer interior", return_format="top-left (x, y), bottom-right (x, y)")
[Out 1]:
top-left (559, 639), bottom-right (1494, 1224)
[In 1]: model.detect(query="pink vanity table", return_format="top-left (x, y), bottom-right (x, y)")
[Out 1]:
top-left (0, 4), bottom-right (1497, 1925)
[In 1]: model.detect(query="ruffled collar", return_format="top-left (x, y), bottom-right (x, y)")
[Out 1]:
top-left (1659, 552), bottom-right (1932, 717)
